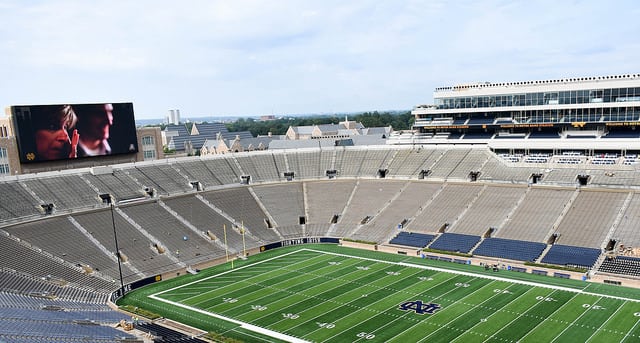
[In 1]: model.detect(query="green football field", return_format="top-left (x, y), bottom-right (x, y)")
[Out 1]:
top-left (121, 245), bottom-right (640, 342)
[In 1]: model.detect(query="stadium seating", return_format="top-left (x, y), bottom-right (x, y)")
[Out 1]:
top-left (473, 237), bottom-right (547, 262)
top-left (4, 144), bottom-right (640, 340)
top-left (541, 244), bottom-right (601, 268)
top-left (389, 231), bottom-right (436, 248)
top-left (598, 255), bottom-right (640, 277)
top-left (428, 233), bottom-right (481, 253)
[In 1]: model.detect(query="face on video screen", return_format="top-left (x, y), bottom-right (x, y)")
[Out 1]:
top-left (12, 102), bottom-right (139, 163)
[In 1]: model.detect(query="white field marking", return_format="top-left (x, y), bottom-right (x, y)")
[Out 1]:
top-left (190, 254), bottom-right (337, 308)
top-left (163, 250), bottom-right (327, 304)
top-left (320, 272), bottom-right (475, 343)
top-left (252, 261), bottom-right (422, 328)
top-left (218, 257), bottom-right (370, 319)
top-left (481, 289), bottom-right (566, 343)
top-left (148, 294), bottom-right (310, 343)
top-left (153, 249), bottom-right (308, 297)
top-left (548, 297), bottom-right (606, 343)
top-left (296, 269), bottom-right (461, 340)
top-left (415, 281), bottom-right (526, 343)
top-left (621, 315), bottom-right (640, 342)
top-left (148, 247), bottom-right (640, 343)
top-left (363, 276), bottom-right (501, 343)
top-left (303, 248), bottom-right (640, 304)
top-left (208, 258), bottom-right (365, 314)
top-left (584, 299), bottom-right (627, 343)
top-left (515, 291), bottom-right (581, 342)
top-left (447, 284), bottom-right (535, 343)
top-left (388, 278), bottom-right (507, 343)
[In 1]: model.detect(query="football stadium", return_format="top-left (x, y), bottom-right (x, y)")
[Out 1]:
top-left (2, 75), bottom-right (640, 342)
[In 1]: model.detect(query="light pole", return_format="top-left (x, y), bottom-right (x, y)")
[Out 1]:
top-left (109, 198), bottom-right (125, 299)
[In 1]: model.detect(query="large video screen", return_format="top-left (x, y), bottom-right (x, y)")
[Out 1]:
top-left (11, 102), bottom-right (139, 163)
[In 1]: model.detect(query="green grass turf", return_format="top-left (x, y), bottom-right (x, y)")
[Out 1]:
top-left (118, 244), bottom-right (640, 342)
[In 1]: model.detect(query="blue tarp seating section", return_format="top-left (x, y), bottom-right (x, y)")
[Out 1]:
top-left (541, 244), bottom-right (601, 268)
top-left (389, 231), bottom-right (436, 248)
top-left (473, 237), bottom-right (546, 262)
top-left (429, 233), bottom-right (481, 254)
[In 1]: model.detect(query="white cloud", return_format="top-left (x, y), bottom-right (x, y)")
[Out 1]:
top-left (0, 0), bottom-right (639, 118)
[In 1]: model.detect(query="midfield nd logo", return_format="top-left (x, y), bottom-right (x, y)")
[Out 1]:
top-left (398, 300), bottom-right (442, 315)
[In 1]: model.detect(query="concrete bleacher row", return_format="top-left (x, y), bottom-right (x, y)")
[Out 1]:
top-left (1, 144), bottom-right (640, 340)
top-left (1, 145), bottom-right (640, 303)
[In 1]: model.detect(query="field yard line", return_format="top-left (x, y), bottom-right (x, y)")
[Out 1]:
top-left (226, 257), bottom-right (375, 321)
top-left (621, 315), bottom-right (640, 343)
top-left (481, 289), bottom-right (567, 343)
top-left (363, 277), bottom-right (501, 343)
top-left (584, 299), bottom-right (626, 343)
top-left (148, 294), bottom-right (311, 343)
top-left (448, 285), bottom-right (537, 343)
top-left (297, 270), bottom-right (461, 340)
top-left (549, 296), bottom-right (605, 343)
top-left (304, 249), bottom-right (640, 303)
top-left (515, 291), bottom-right (581, 342)
top-left (210, 255), bottom-right (365, 313)
top-left (317, 267), bottom-right (456, 343)
top-left (415, 281), bottom-right (525, 343)
top-left (154, 249), bottom-right (318, 299)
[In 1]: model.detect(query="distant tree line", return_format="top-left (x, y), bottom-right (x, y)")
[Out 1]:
top-left (225, 111), bottom-right (414, 136)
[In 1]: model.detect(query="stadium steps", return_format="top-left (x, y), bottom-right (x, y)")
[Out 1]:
top-left (536, 244), bottom-right (554, 264)
top-left (114, 207), bottom-right (185, 268)
top-left (448, 184), bottom-right (487, 231)
top-left (496, 186), bottom-right (532, 231)
top-left (157, 200), bottom-right (231, 253)
top-left (349, 180), bottom-right (412, 239)
top-left (542, 188), bottom-right (580, 244)
top-left (195, 194), bottom-right (263, 244)
top-left (247, 187), bottom-right (284, 240)
top-left (67, 216), bottom-right (145, 279)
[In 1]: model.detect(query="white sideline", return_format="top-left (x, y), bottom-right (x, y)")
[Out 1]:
top-left (304, 248), bottom-right (640, 303)
top-left (148, 293), bottom-right (310, 343)
top-left (148, 247), bottom-right (640, 343)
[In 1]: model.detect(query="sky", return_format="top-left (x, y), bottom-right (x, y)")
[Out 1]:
top-left (0, 0), bottom-right (639, 120)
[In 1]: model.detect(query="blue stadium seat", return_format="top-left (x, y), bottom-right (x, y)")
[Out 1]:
top-left (389, 231), bottom-right (436, 248)
top-left (473, 237), bottom-right (546, 262)
top-left (429, 233), bottom-right (481, 253)
top-left (541, 244), bottom-right (600, 268)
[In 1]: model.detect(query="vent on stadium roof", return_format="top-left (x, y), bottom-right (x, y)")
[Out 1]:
top-left (529, 173), bottom-right (543, 184)
top-left (576, 174), bottom-right (590, 186)
top-left (144, 187), bottom-right (156, 197)
top-left (99, 193), bottom-right (113, 205)
top-left (418, 169), bottom-right (431, 179)
top-left (41, 203), bottom-right (55, 215)
top-left (439, 222), bottom-right (450, 233)
top-left (361, 215), bottom-right (372, 224)
top-left (190, 181), bottom-right (203, 191)
top-left (377, 169), bottom-right (388, 179)
top-left (484, 227), bottom-right (495, 238)
top-left (547, 233), bottom-right (559, 245)
top-left (468, 171), bottom-right (480, 182)
top-left (605, 239), bottom-right (616, 252)
top-left (331, 214), bottom-right (340, 224)
top-left (299, 216), bottom-right (306, 225)
top-left (284, 171), bottom-right (295, 181)
top-left (326, 169), bottom-right (337, 179)
top-left (241, 175), bottom-right (251, 185)
top-left (264, 218), bottom-right (273, 229)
